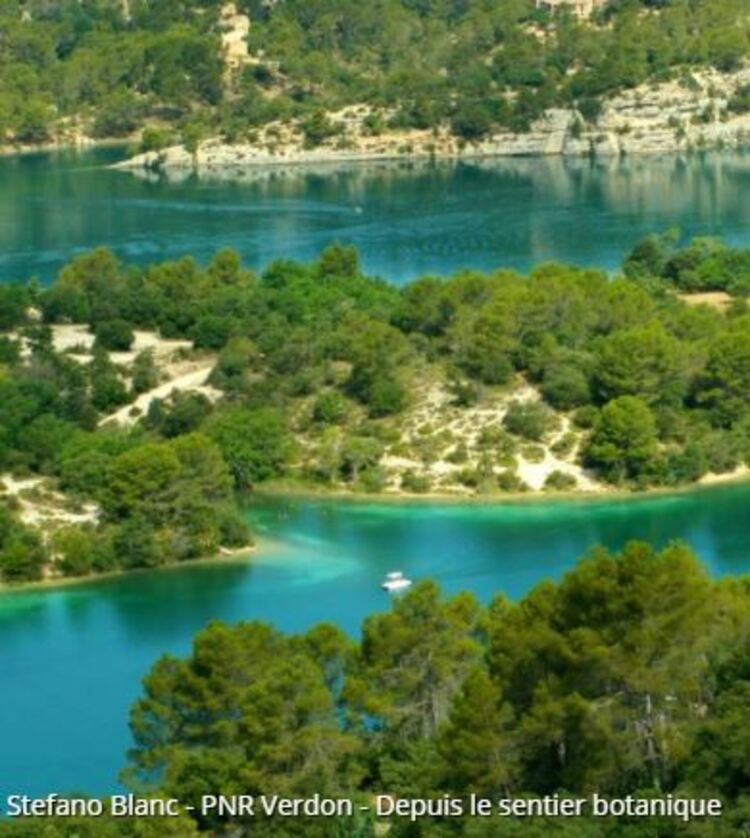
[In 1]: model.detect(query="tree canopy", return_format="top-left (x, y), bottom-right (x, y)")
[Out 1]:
top-left (3, 236), bottom-right (750, 581)
top-left (100, 542), bottom-right (750, 835)
top-left (1, 0), bottom-right (748, 146)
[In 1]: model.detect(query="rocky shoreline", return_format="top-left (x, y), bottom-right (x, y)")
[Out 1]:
top-left (114, 66), bottom-right (750, 176)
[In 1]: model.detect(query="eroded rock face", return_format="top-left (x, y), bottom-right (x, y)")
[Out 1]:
top-left (115, 66), bottom-right (750, 174)
top-left (220, 2), bottom-right (251, 71)
top-left (584, 66), bottom-right (750, 156)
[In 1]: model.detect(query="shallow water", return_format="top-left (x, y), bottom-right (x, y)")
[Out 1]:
top-left (2, 485), bottom-right (750, 798)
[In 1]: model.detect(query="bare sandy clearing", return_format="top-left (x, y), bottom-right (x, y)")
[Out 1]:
top-left (3, 322), bottom-right (221, 430)
top-left (677, 292), bottom-right (733, 312)
top-left (52, 325), bottom-right (192, 364)
top-left (0, 474), bottom-right (98, 529)
top-left (376, 373), bottom-right (605, 495)
top-left (10, 324), bottom-right (193, 364)
top-left (110, 331), bottom-right (193, 365)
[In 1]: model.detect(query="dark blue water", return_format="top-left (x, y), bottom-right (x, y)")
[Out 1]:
top-left (2, 147), bottom-right (750, 283)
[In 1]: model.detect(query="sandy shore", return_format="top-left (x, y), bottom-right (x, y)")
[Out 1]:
top-left (4, 471), bottom-right (749, 596)
top-left (256, 466), bottom-right (750, 507)
top-left (697, 465), bottom-right (750, 487)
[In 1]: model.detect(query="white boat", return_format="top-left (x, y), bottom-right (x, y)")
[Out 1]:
top-left (382, 571), bottom-right (413, 592)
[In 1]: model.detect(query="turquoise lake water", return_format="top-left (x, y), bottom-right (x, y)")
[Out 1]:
top-left (2, 147), bottom-right (750, 283)
top-left (2, 149), bottom-right (750, 800)
top-left (3, 486), bottom-right (750, 799)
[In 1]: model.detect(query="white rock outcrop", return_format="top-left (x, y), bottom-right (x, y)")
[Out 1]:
top-left (114, 66), bottom-right (750, 174)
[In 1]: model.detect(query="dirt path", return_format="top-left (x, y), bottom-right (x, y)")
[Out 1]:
top-left (99, 361), bottom-right (220, 427)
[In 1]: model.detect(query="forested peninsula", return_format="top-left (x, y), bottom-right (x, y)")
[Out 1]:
top-left (2, 1), bottom-right (750, 163)
top-left (1, 232), bottom-right (750, 585)
top-left (5, 541), bottom-right (750, 836)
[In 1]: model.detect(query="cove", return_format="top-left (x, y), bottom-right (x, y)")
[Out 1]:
top-left (2, 147), bottom-right (750, 284)
top-left (2, 483), bottom-right (750, 800)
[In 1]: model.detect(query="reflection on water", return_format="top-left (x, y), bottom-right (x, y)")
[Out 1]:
top-left (2, 148), bottom-right (750, 284)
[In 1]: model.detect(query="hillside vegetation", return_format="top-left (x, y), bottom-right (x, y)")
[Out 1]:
top-left (1, 0), bottom-right (749, 148)
top-left (1, 236), bottom-right (750, 582)
top-left (6, 543), bottom-right (750, 835)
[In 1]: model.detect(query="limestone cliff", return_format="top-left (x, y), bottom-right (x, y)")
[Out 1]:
top-left (115, 66), bottom-right (750, 174)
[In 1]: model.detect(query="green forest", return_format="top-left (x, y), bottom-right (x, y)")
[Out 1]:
top-left (4, 541), bottom-right (750, 835)
top-left (0, 0), bottom-right (748, 146)
top-left (1, 234), bottom-right (750, 584)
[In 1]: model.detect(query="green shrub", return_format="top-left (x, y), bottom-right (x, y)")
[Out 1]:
top-left (190, 315), bottom-right (235, 350)
top-left (542, 365), bottom-right (591, 409)
top-left (545, 470), bottom-right (578, 491)
top-left (728, 85), bottom-right (750, 114)
top-left (551, 432), bottom-right (577, 458)
top-left (497, 470), bottom-right (526, 492)
top-left (301, 111), bottom-right (337, 148)
top-left (456, 468), bottom-right (480, 488)
top-left (140, 127), bottom-right (174, 152)
top-left (400, 471), bottom-right (431, 493)
top-left (521, 444), bottom-right (546, 463)
top-left (357, 466), bottom-right (388, 493)
top-left (573, 405), bottom-right (599, 430)
top-left (504, 401), bottom-right (556, 441)
top-left (94, 319), bottom-right (135, 352)
top-left (449, 377), bottom-right (482, 407)
top-left (131, 349), bottom-right (159, 395)
top-left (368, 376), bottom-right (406, 417)
top-left (313, 391), bottom-right (349, 425)
top-left (446, 444), bottom-right (469, 464)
